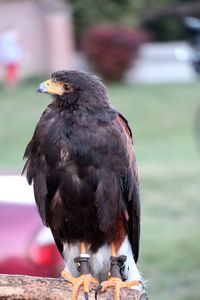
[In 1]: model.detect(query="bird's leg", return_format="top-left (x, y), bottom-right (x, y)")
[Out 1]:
top-left (61, 241), bottom-right (98, 300)
top-left (95, 242), bottom-right (140, 300)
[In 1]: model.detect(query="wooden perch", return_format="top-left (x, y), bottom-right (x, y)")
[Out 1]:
top-left (0, 274), bottom-right (148, 300)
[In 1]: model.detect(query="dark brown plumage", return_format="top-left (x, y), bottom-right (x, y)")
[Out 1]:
top-left (23, 70), bottom-right (140, 262)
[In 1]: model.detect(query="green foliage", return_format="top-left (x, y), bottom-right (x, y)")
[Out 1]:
top-left (68, 0), bottom-right (131, 43)
top-left (147, 17), bottom-right (185, 41)
top-left (67, 0), bottom-right (175, 43)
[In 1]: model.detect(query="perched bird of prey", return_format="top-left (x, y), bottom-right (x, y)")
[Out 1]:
top-left (23, 70), bottom-right (142, 300)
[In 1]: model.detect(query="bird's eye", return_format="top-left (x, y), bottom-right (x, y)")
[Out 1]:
top-left (64, 84), bottom-right (73, 93)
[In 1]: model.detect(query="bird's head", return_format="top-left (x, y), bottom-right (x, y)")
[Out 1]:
top-left (36, 70), bottom-right (108, 108)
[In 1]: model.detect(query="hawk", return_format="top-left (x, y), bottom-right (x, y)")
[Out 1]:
top-left (23, 70), bottom-right (142, 300)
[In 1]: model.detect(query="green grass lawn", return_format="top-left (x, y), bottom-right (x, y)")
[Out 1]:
top-left (0, 80), bottom-right (200, 300)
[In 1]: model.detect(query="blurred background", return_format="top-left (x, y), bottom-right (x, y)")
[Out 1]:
top-left (0, 0), bottom-right (200, 299)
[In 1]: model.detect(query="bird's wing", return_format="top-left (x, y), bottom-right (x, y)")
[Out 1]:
top-left (22, 139), bottom-right (48, 224)
top-left (23, 106), bottom-right (140, 261)
top-left (115, 113), bottom-right (140, 263)
top-left (22, 104), bottom-right (61, 226)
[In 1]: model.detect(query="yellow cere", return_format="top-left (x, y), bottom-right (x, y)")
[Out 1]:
top-left (44, 79), bottom-right (65, 96)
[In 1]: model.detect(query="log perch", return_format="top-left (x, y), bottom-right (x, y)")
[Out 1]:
top-left (0, 274), bottom-right (148, 300)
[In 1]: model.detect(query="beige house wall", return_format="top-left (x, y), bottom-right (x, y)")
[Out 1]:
top-left (0, 0), bottom-right (75, 80)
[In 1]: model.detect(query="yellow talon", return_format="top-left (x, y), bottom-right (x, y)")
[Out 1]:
top-left (61, 271), bottom-right (99, 300)
top-left (99, 277), bottom-right (140, 300)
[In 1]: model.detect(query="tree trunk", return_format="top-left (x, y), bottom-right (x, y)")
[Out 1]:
top-left (0, 274), bottom-right (148, 300)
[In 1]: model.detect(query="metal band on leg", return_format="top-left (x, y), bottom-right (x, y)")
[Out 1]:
top-left (74, 255), bottom-right (91, 275)
top-left (110, 255), bottom-right (127, 281)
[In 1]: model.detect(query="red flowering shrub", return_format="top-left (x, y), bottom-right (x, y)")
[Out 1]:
top-left (82, 25), bottom-right (149, 81)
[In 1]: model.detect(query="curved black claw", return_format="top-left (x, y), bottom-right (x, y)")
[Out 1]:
top-left (95, 284), bottom-right (102, 300)
top-left (139, 280), bottom-right (145, 290)
top-left (84, 291), bottom-right (89, 300)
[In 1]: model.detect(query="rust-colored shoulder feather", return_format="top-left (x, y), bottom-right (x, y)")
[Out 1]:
top-left (114, 113), bottom-right (140, 262)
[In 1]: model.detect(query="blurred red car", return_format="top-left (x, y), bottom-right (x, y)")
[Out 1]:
top-left (0, 175), bottom-right (63, 277)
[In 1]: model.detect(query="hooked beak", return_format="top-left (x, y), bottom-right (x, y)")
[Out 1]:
top-left (36, 82), bottom-right (48, 94)
top-left (36, 79), bottom-right (65, 96)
